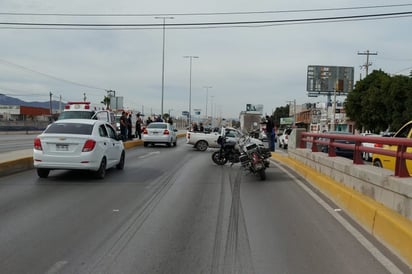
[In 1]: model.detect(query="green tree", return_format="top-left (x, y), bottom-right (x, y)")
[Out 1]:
top-left (345, 70), bottom-right (389, 132)
top-left (345, 70), bottom-right (412, 132)
top-left (272, 105), bottom-right (290, 128)
top-left (101, 96), bottom-right (111, 109)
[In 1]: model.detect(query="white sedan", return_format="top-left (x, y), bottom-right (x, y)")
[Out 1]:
top-left (33, 119), bottom-right (125, 179)
top-left (143, 122), bottom-right (177, 147)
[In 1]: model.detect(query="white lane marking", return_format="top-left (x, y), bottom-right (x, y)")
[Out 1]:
top-left (45, 261), bottom-right (68, 274)
top-left (139, 151), bottom-right (160, 159)
top-left (274, 162), bottom-right (404, 274)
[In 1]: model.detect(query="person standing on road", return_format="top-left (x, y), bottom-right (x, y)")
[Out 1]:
top-left (120, 111), bottom-right (128, 141)
top-left (135, 112), bottom-right (143, 139)
top-left (266, 115), bottom-right (275, 152)
top-left (192, 122), bottom-right (199, 132)
top-left (127, 113), bottom-right (133, 139)
top-left (146, 116), bottom-right (153, 126)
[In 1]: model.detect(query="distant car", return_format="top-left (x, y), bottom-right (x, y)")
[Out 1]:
top-left (143, 122), bottom-right (177, 147)
top-left (319, 131), bottom-right (355, 159)
top-left (33, 119), bottom-right (125, 179)
top-left (361, 133), bottom-right (380, 161)
top-left (278, 128), bottom-right (292, 149)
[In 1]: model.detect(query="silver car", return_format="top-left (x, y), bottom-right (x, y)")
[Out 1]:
top-left (33, 119), bottom-right (125, 179)
top-left (143, 122), bottom-right (177, 147)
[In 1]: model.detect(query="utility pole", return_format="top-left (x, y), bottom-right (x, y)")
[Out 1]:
top-left (203, 86), bottom-right (212, 119)
top-left (358, 50), bottom-right (377, 76)
top-left (107, 90), bottom-right (116, 110)
top-left (155, 16), bottom-right (174, 119)
top-left (49, 92), bottom-right (53, 118)
top-left (183, 55), bottom-right (199, 126)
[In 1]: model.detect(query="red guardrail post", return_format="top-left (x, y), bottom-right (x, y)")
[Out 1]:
top-left (395, 145), bottom-right (410, 177)
top-left (328, 138), bottom-right (336, 157)
top-left (312, 136), bottom-right (319, 152)
top-left (353, 141), bottom-right (364, 164)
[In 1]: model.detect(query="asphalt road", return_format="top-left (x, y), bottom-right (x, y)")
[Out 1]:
top-left (0, 138), bottom-right (409, 274)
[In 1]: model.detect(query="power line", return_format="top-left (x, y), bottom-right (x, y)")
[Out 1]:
top-left (0, 4), bottom-right (411, 17)
top-left (0, 58), bottom-right (107, 91)
top-left (1, 14), bottom-right (410, 31)
top-left (0, 11), bottom-right (411, 29)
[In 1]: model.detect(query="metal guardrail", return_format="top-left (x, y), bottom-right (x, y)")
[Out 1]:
top-left (300, 132), bottom-right (412, 177)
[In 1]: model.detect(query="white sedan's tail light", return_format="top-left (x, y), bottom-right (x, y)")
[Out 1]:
top-left (82, 139), bottom-right (96, 152)
top-left (34, 137), bottom-right (42, 151)
top-left (163, 129), bottom-right (170, 135)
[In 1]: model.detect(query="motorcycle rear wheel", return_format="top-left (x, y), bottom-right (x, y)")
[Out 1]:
top-left (212, 151), bottom-right (228, 165)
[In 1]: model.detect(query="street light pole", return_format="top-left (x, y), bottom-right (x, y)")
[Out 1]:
top-left (155, 16), bottom-right (174, 119)
top-left (203, 86), bottom-right (212, 120)
top-left (210, 95), bottom-right (214, 128)
top-left (183, 56), bottom-right (199, 126)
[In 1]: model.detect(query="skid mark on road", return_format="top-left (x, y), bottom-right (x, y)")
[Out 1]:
top-left (211, 166), bottom-right (255, 274)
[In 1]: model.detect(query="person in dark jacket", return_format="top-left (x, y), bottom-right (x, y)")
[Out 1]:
top-left (119, 111), bottom-right (128, 141)
top-left (127, 113), bottom-right (133, 139)
top-left (135, 113), bottom-right (143, 139)
top-left (266, 115), bottom-right (275, 152)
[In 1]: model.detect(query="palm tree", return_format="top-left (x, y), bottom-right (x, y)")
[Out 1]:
top-left (101, 96), bottom-right (111, 110)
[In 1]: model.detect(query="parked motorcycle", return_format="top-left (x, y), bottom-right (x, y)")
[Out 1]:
top-left (211, 135), bottom-right (241, 166)
top-left (238, 136), bottom-right (271, 180)
top-left (212, 134), bottom-right (271, 180)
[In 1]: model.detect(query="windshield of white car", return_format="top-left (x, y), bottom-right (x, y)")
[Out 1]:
top-left (148, 123), bottom-right (167, 129)
top-left (58, 111), bottom-right (95, 120)
top-left (44, 123), bottom-right (94, 135)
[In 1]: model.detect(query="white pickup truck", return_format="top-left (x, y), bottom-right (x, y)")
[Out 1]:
top-left (186, 127), bottom-right (263, 151)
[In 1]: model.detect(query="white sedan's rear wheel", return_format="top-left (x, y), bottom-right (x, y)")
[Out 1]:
top-left (95, 157), bottom-right (107, 179)
top-left (116, 151), bottom-right (125, 170)
top-left (37, 168), bottom-right (50, 178)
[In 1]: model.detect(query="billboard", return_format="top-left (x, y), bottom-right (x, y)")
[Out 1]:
top-left (280, 117), bottom-right (294, 125)
top-left (246, 104), bottom-right (263, 114)
top-left (306, 65), bottom-right (354, 97)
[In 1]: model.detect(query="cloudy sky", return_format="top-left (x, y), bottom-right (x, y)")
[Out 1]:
top-left (0, 1), bottom-right (411, 118)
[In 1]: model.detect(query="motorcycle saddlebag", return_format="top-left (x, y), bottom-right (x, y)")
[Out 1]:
top-left (259, 147), bottom-right (272, 158)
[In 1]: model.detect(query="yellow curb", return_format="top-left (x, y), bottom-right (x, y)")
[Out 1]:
top-left (270, 152), bottom-right (412, 266)
top-left (0, 157), bottom-right (33, 177)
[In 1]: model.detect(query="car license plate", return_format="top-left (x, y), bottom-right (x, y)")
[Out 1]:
top-left (56, 144), bottom-right (68, 151)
